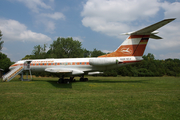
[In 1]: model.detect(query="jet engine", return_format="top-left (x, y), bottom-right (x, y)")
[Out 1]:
top-left (89, 58), bottom-right (119, 66)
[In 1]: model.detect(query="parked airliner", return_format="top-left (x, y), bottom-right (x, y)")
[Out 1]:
top-left (3, 18), bottom-right (175, 83)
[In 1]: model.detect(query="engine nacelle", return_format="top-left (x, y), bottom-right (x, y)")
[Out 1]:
top-left (89, 58), bottom-right (118, 66)
top-left (88, 71), bottom-right (104, 75)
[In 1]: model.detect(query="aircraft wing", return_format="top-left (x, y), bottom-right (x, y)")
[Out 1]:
top-left (45, 68), bottom-right (72, 73)
top-left (45, 68), bottom-right (84, 75)
top-left (130, 18), bottom-right (176, 35)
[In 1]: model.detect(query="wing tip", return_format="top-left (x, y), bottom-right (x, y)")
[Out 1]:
top-left (164, 18), bottom-right (176, 21)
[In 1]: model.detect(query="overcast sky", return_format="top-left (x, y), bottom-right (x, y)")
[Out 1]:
top-left (0, 0), bottom-right (180, 62)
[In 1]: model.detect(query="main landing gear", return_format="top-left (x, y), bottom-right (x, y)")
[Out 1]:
top-left (57, 76), bottom-right (76, 84)
top-left (57, 75), bottom-right (88, 84)
top-left (80, 75), bottom-right (88, 82)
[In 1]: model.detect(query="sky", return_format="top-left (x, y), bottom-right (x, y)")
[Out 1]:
top-left (0, 0), bottom-right (180, 62)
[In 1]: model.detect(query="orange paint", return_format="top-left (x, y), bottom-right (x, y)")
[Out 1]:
top-left (99, 35), bottom-right (150, 57)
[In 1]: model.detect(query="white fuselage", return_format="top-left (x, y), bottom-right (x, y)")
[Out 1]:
top-left (10, 56), bottom-right (142, 76)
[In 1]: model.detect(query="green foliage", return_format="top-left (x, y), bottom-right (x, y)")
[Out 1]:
top-left (91, 48), bottom-right (105, 57)
top-left (0, 30), bottom-right (4, 51)
top-left (31, 44), bottom-right (47, 59)
top-left (115, 54), bottom-right (180, 77)
top-left (83, 48), bottom-right (91, 57)
top-left (49, 37), bottom-right (83, 58)
top-left (21, 55), bottom-right (34, 60)
top-left (103, 69), bottom-right (117, 77)
top-left (0, 52), bottom-right (12, 73)
top-left (142, 53), bottom-right (155, 61)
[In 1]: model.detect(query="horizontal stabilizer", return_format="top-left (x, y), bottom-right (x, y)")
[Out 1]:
top-left (122, 18), bottom-right (176, 39)
top-left (131, 18), bottom-right (176, 35)
top-left (150, 34), bottom-right (162, 39)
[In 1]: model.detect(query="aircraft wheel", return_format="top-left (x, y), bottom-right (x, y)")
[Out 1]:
top-left (80, 78), bottom-right (84, 81)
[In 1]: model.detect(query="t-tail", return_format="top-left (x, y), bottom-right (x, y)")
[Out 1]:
top-left (99, 18), bottom-right (176, 58)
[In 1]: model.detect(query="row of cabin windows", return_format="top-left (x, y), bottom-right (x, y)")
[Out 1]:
top-left (30, 62), bottom-right (89, 66)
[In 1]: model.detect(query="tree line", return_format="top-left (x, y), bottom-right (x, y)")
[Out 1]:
top-left (104, 53), bottom-right (180, 77)
top-left (22, 37), bottom-right (105, 59)
top-left (0, 34), bottom-right (180, 77)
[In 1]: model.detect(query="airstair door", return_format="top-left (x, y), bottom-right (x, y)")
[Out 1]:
top-left (24, 61), bottom-right (32, 70)
top-left (22, 61), bottom-right (32, 81)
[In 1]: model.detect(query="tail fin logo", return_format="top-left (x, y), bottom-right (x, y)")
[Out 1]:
top-left (120, 47), bottom-right (132, 55)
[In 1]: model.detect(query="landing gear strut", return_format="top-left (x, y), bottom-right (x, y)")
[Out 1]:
top-left (57, 76), bottom-right (69, 84)
top-left (57, 76), bottom-right (76, 84)
top-left (80, 75), bottom-right (88, 82)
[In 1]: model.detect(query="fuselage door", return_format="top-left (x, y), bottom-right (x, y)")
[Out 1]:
top-left (24, 61), bottom-right (32, 70)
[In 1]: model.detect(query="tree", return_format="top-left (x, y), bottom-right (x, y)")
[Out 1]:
top-left (49, 37), bottom-right (83, 58)
top-left (91, 48), bottom-right (105, 57)
top-left (0, 52), bottom-right (12, 73)
top-left (83, 48), bottom-right (91, 57)
top-left (31, 44), bottom-right (47, 59)
top-left (143, 53), bottom-right (155, 61)
top-left (0, 30), bottom-right (4, 51)
top-left (21, 55), bottom-right (34, 60)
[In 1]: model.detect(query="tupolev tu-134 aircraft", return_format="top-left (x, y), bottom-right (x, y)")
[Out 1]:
top-left (2, 18), bottom-right (175, 83)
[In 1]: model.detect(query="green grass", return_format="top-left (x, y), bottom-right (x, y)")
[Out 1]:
top-left (0, 76), bottom-right (180, 120)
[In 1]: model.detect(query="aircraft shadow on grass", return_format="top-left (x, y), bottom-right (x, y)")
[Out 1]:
top-left (48, 81), bottom-right (73, 88)
top-left (32, 79), bottom-right (73, 88)
top-left (32, 79), bottom-right (151, 88)
top-left (87, 79), bottom-right (150, 84)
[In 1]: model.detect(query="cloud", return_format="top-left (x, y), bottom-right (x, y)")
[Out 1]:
top-left (38, 12), bottom-right (66, 32)
top-left (16, 0), bottom-right (65, 32)
top-left (17, 0), bottom-right (52, 13)
top-left (72, 36), bottom-right (84, 42)
top-left (102, 50), bottom-right (113, 53)
top-left (159, 52), bottom-right (180, 59)
top-left (81, 0), bottom-right (160, 22)
top-left (81, 0), bottom-right (160, 38)
top-left (81, 0), bottom-right (180, 50)
top-left (41, 12), bottom-right (65, 20)
top-left (148, 21), bottom-right (180, 50)
top-left (0, 19), bottom-right (52, 42)
top-left (161, 1), bottom-right (180, 19)
top-left (148, 1), bottom-right (180, 50)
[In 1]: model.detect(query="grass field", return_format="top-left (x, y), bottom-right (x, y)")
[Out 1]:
top-left (0, 76), bottom-right (180, 120)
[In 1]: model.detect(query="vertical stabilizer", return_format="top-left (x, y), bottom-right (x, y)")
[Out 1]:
top-left (99, 35), bottom-right (150, 57)
top-left (98, 18), bottom-right (175, 58)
